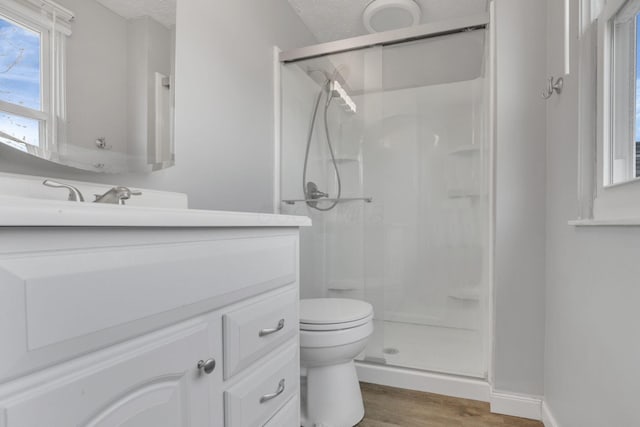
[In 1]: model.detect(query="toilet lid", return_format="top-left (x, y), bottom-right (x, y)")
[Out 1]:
top-left (300, 298), bottom-right (373, 325)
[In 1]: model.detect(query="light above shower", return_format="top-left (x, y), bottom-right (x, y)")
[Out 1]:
top-left (330, 80), bottom-right (357, 113)
top-left (363, 0), bottom-right (422, 34)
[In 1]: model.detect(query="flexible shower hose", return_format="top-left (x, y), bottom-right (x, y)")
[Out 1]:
top-left (301, 79), bottom-right (342, 211)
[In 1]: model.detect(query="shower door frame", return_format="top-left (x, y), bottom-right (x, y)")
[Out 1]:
top-left (279, 13), bottom-right (489, 62)
top-left (274, 9), bottom-right (497, 394)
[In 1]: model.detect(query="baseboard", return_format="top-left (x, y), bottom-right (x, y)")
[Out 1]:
top-left (541, 401), bottom-right (560, 427)
top-left (355, 362), bottom-right (545, 421)
top-left (489, 390), bottom-right (542, 421)
top-left (355, 361), bottom-right (490, 402)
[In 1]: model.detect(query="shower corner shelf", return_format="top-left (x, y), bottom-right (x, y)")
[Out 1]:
top-left (282, 196), bottom-right (373, 205)
top-left (448, 286), bottom-right (481, 301)
top-left (448, 145), bottom-right (481, 156)
top-left (447, 189), bottom-right (481, 199)
top-left (327, 157), bottom-right (360, 164)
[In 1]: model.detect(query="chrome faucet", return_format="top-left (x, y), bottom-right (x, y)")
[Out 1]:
top-left (43, 179), bottom-right (85, 202)
top-left (94, 186), bottom-right (142, 205)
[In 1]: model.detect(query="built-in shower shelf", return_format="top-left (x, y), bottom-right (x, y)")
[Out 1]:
top-left (448, 145), bottom-right (481, 156)
top-left (282, 196), bottom-right (373, 205)
top-left (447, 189), bottom-right (481, 199)
top-left (448, 287), bottom-right (481, 301)
top-left (326, 157), bottom-right (360, 164)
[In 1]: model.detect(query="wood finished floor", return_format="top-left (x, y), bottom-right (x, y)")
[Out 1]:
top-left (357, 383), bottom-right (544, 427)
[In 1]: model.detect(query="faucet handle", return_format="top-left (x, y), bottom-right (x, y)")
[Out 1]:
top-left (115, 186), bottom-right (142, 205)
top-left (118, 187), bottom-right (142, 205)
top-left (43, 179), bottom-right (85, 202)
top-left (92, 186), bottom-right (142, 205)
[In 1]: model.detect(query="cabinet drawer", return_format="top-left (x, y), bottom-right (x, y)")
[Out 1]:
top-left (263, 395), bottom-right (299, 427)
top-left (224, 341), bottom-right (298, 427)
top-left (223, 288), bottom-right (298, 378)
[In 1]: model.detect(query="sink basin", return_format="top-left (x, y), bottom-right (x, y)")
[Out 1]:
top-left (0, 172), bottom-right (311, 228)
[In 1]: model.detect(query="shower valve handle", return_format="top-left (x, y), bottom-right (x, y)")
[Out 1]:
top-left (310, 189), bottom-right (328, 199)
top-left (306, 182), bottom-right (328, 199)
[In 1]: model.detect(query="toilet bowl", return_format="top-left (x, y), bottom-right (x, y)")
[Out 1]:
top-left (299, 298), bottom-right (374, 427)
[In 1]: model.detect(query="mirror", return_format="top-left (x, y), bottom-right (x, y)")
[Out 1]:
top-left (0, 0), bottom-right (176, 173)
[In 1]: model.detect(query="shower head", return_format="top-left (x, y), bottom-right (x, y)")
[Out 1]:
top-left (329, 80), bottom-right (357, 113)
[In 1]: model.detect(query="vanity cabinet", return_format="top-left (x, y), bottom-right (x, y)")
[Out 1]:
top-left (0, 225), bottom-right (304, 427)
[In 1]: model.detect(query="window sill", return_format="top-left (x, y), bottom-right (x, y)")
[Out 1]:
top-left (568, 218), bottom-right (640, 226)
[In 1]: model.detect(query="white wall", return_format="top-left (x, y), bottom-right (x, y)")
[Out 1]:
top-left (60, 0), bottom-right (129, 159)
top-left (126, 16), bottom-right (173, 168)
top-left (492, 0), bottom-right (547, 396)
top-left (543, 0), bottom-right (640, 425)
top-left (0, 0), bottom-right (315, 212)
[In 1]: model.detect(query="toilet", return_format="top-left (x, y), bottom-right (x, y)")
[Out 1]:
top-left (299, 298), bottom-right (374, 427)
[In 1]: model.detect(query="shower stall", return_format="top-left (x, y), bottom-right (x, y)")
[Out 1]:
top-left (279, 16), bottom-right (491, 379)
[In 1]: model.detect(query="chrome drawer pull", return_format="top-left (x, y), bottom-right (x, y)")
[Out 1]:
top-left (197, 358), bottom-right (216, 374)
top-left (260, 379), bottom-right (285, 403)
top-left (259, 319), bottom-right (285, 337)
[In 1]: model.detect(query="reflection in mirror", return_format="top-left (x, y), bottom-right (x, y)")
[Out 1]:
top-left (0, 0), bottom-right (176, 173)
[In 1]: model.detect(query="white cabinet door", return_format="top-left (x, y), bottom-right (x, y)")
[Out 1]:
top-left (0, 320), bottom-right (216, 427)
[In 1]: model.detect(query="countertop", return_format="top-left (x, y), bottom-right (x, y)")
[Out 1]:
top-left (0, 195), bottom-right (311, 228)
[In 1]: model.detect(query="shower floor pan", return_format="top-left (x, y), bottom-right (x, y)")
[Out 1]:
top-left (359, 320), bottom-right (485, 378)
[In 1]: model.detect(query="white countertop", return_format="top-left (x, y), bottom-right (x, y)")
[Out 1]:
top-left (0, 195), bottom-right (311, 228)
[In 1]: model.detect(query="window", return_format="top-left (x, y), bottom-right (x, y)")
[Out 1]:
top-left (0, 0), bottom-right (72, 154)
top-left (608, 0), bottom-right (640, 184)
top-left (590, 0), bottom-right (640, 219)
top-left (0, 14), bottom-right (45, 150)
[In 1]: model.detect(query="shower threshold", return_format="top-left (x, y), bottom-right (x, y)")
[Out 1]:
top-left (355, 360), bottom-right (490, 403)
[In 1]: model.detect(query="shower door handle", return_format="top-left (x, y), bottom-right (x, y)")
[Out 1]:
top-left (259, 319), bottom-right (285, 337)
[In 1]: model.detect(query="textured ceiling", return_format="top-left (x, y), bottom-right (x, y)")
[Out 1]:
top-left (287, 0), bottom-right (488, 43)
top-left (96, 0), bottom-right (176, 28)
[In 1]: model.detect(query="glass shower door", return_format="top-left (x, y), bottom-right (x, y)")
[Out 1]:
top-left (360, 31), bottom-right (489, 377)
top-left (280, 26), bottom-right (489, 378)
top-left (279, 44), bottom-right (387, 361)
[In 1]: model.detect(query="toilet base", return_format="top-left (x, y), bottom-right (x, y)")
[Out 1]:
top-left (301, 360), bottom-right (365, 427)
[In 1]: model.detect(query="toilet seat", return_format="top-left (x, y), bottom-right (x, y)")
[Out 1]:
top-left (300, 315), bottom-right (373, 331)
top-left (300, 298), bottom-right (373, 331)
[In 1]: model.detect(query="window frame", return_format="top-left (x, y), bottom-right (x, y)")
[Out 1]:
top-left (0, 0), bottom-right (68, 155)
top-left (594, 0), bottom-right (640, 219)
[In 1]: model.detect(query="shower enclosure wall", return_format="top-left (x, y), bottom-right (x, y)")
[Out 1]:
top-left (280, 23), bottom-right (490, 378)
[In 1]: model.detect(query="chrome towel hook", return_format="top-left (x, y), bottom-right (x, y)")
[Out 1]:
top-left (542, 76), bottom-right (563, 99)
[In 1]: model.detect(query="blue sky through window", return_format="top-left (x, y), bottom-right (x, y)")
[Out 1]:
top-left (0, 17), bottom-right (41, 109)
top-left (0, 16), bottom-right (41, 147)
